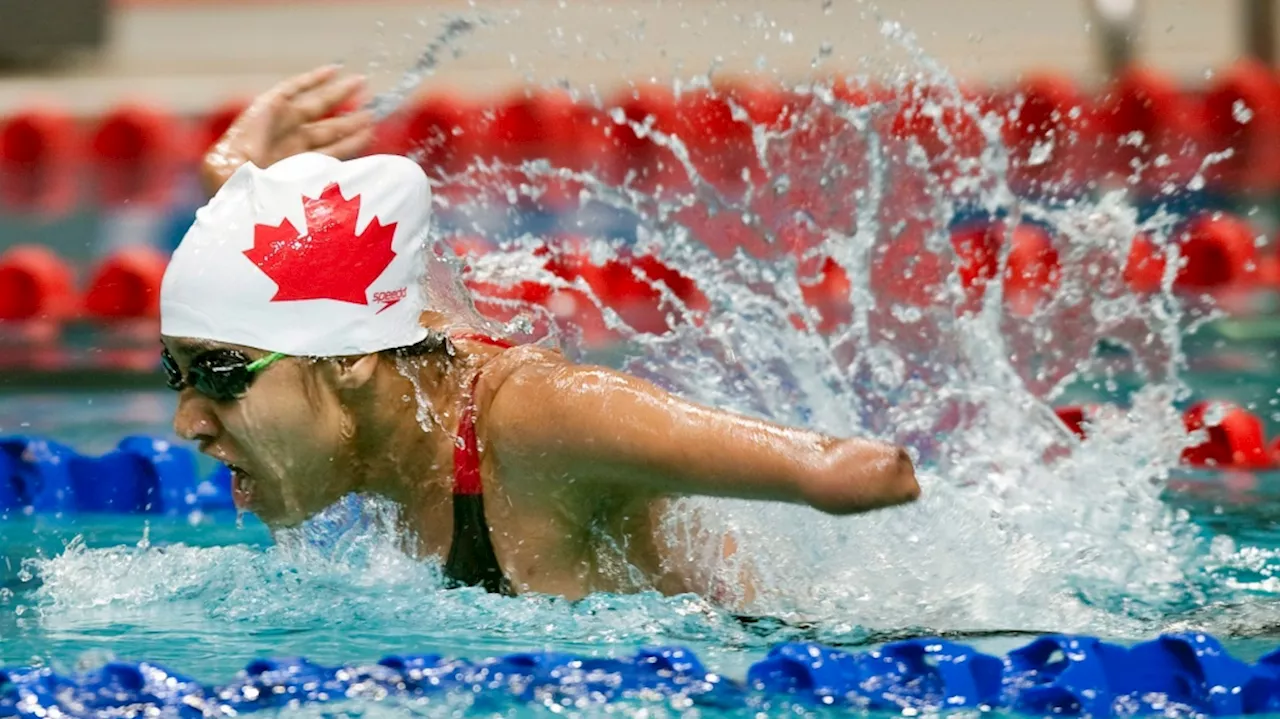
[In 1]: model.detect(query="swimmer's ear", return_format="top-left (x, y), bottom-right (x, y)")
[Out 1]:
top-left (333, 353), bottom-right (380, 391)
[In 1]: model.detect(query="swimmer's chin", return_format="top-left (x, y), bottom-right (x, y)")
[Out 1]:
top-left (247, 502), bottom-right (312, 529)
top-left (260, 493), bottom-right (361, 530)
top-left (254, 506), bottom-right (312, 529)
top-left (235, 480), bottom-right (320, 528)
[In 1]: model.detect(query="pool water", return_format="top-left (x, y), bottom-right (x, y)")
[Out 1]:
top-left (3, 328), bottom-right (1280, 713)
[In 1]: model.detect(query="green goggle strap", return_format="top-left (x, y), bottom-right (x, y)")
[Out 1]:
top-left (247, 352), bottom-right (287, 373)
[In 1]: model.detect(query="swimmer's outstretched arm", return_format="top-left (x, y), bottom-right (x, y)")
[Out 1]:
top-left (482, 350), bottom-right (920, 515)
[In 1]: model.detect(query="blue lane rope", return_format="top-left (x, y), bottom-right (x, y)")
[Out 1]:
top-left (5, 633), bottom-right (1280, 717)
top-left (0, 435), bottom-right (232, 516)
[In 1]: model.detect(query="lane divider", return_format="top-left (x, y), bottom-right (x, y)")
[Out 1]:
top-left (4, 633), bottom-right (1280, 717)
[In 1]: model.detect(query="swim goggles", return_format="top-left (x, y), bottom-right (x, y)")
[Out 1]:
top-left (162, 347), bottom-right (286, 401)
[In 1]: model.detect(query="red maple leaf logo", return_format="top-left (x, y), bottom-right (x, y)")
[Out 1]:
top-left (244, 182), bottom-right (398, 305)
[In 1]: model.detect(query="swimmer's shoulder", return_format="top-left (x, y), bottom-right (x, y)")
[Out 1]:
top-left (469, 342), bottom-right (629, 446)
top-left (466, 340), bottom-right (571, 420)
top-left (468, 342), bottom-right (583, 481)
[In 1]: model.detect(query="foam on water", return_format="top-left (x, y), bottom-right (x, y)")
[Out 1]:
top-left (17, 502), bottom-right (845, 683)
top-left (17, 1), bottom-right (1280, 671)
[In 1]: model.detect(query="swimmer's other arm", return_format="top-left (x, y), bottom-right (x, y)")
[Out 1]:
top-left (483, 351), bottom-right (920, 514)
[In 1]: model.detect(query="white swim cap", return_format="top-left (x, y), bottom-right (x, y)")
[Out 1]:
top-left (160, 152), bottom-right (432, 356)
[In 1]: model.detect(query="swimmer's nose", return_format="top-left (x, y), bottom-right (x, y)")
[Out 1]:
top-left (173, 390), bottom-right (220, 443)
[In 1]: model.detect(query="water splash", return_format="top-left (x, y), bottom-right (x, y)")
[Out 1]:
top-left (360, 16), bottom-right (489, 123)
top-left (18, 506), bottom-right (854, 683)
top-left (375, 5), bottom-right (1248, 636)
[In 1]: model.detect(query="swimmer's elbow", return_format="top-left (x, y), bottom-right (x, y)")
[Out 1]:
top-left (805, 440), bottom-right (920, 515)
top-left (887, 448), bottom-right (922, 506)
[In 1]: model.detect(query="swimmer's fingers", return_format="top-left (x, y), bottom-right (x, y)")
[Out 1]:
top-left (267, 64), bottom-right (342, 105)
top-left (303, 110), bottom-right (375, 149)
top-left (246, 65), bottom-right (344, 126)
top-left (288, 73), bottom-right (368, 125)
top-left (317, 128), bottom-right (376, 160)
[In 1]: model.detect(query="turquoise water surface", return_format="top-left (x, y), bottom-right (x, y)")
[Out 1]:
top-left (3, 329), bottom-right (1280, 702)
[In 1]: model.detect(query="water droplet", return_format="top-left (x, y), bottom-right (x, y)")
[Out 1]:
top-left (1027, 138), bottom-right (1055, 167)
top-left (1232, 99), bottom-right (1254, 125)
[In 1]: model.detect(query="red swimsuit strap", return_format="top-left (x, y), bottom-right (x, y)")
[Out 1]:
top-left (453, 373), bottom-right (485, 496)
top-left (450, 331), bottom-right (514, 496)
top-left (451, 332), bottom-right (514, 349)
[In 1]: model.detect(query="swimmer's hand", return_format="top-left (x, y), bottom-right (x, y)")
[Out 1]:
top-left (200, 65), bottom-right (376, 197)
top-left (481, 350), bottom-right (921, 515)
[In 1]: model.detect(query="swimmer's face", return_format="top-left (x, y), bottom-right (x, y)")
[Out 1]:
top-left (162, 337), bottom-right (356, 527)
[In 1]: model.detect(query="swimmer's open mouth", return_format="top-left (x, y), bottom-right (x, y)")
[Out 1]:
top-left (229, 465), bottom-right (254, 507)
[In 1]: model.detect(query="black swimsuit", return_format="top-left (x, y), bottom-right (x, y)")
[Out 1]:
top-left (441, 333), bottom-right (513, 595)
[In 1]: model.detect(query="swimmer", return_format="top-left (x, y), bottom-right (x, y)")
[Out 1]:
top-left (161, 65), bottom-right (920, 604)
